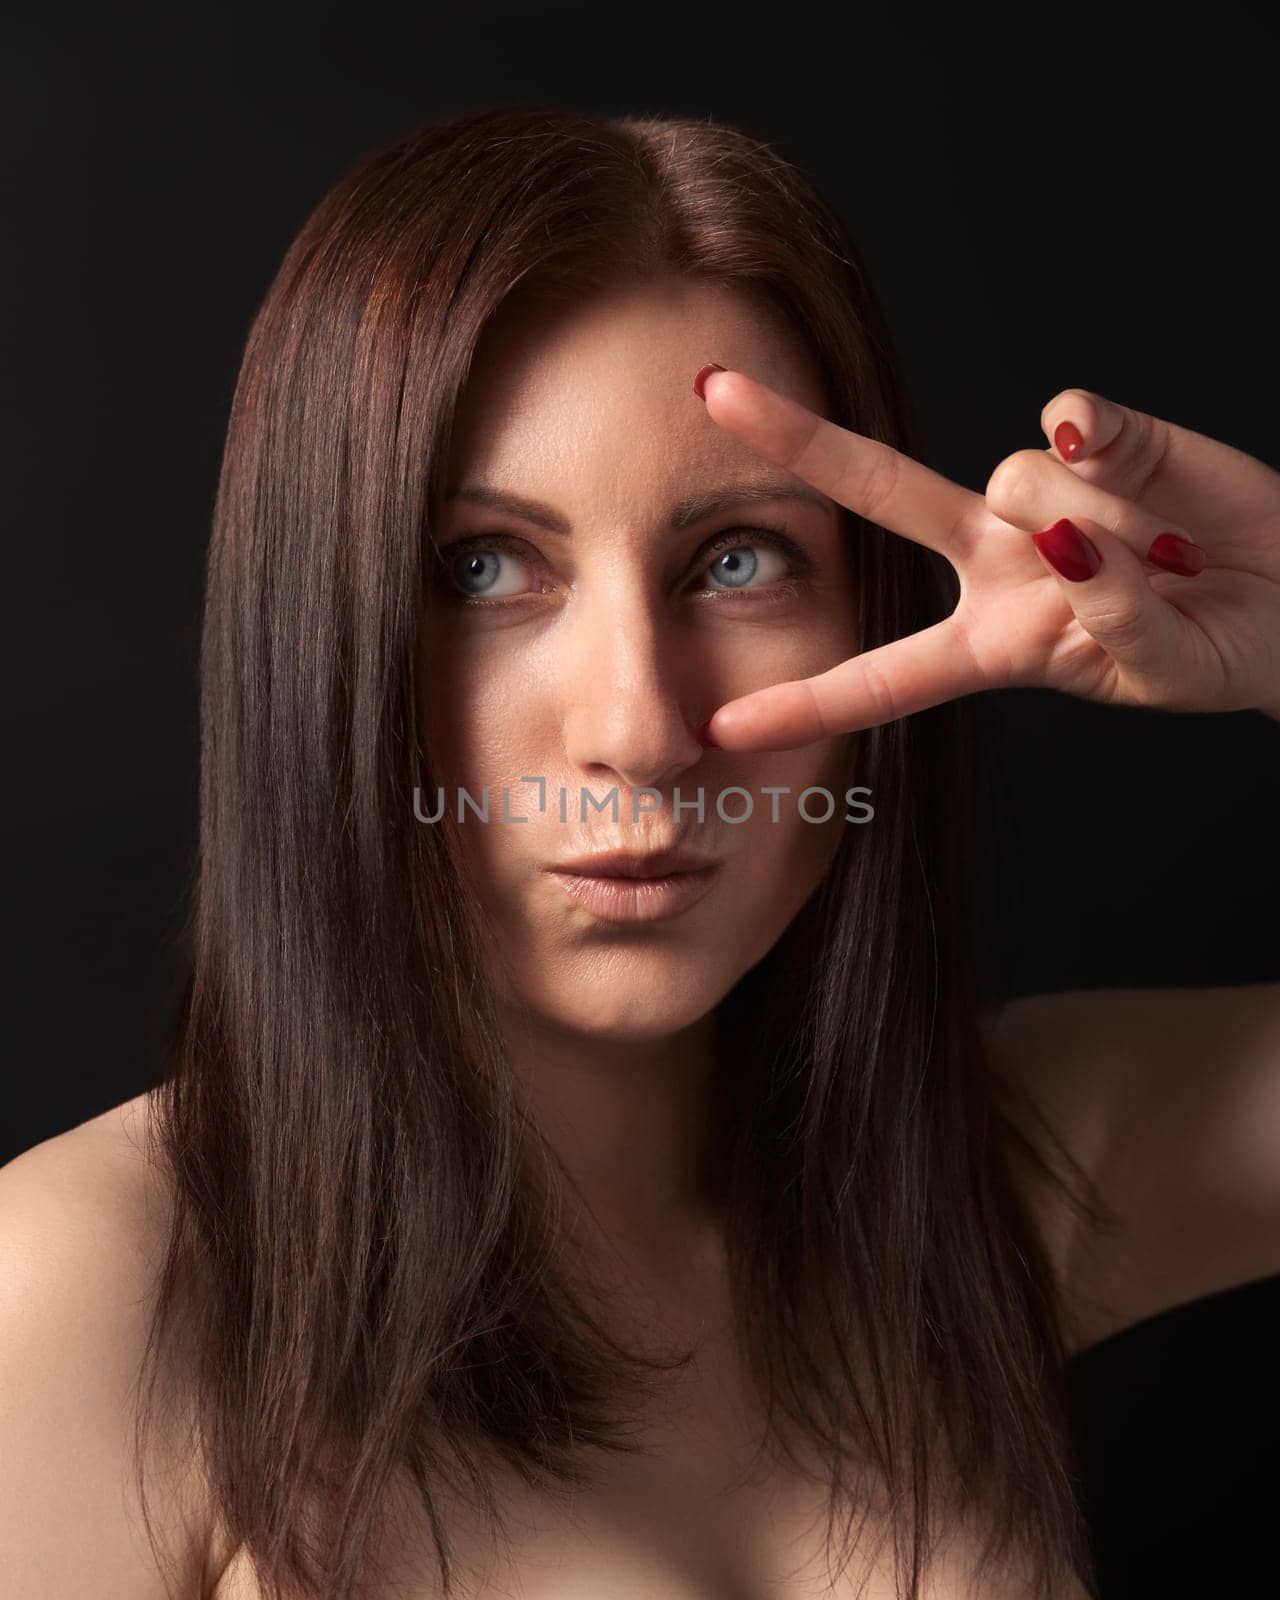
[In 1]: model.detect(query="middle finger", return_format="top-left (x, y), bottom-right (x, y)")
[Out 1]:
top-left (697, 365), bottom-right (984, 564)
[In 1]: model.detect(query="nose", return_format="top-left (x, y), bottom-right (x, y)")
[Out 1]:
top-left (558, 578), bottom-right (707, 795)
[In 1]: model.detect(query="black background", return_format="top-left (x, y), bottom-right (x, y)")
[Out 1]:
top-left (5, 6), bottom-right (1278, 1161)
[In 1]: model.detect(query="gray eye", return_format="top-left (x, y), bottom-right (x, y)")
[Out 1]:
top-left (705, 544), bottom-right (787, 590)
top-left (450, 549), bottom-right (532, 598)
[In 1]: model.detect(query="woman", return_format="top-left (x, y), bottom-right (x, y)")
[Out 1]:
top-left (2, 104), bottom-right (1277, 1600)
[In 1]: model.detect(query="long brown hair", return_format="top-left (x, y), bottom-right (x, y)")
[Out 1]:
top-left (136, 104), bottom-right (1104, 1600)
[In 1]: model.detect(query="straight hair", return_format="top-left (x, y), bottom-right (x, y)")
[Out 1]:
top-left (135, 104), bottom-right (1107, 1600)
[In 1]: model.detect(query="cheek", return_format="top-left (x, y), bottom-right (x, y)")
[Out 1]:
top-left (419, 623), bottom-right (530, 790)
top-left (774, 736), bottom-right (856, 867)
top-left (692, 741), bottom-right (855, 986)
top-left (714, 733), bottom-right (856, 898)
top-left (418, 632), bottom-right (553, 898)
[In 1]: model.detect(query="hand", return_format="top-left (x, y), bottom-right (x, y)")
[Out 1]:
top-left (693, 366), bottom-right (1280, 752)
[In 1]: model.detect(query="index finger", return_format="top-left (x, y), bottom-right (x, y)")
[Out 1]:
top-left (697, 365), bottom-right (981, 563)
top-left (703, 616), bottom-right (986, 751)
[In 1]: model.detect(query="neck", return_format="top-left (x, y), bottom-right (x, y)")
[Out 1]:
top-left (501, 1004), bottom-right (723, 1269)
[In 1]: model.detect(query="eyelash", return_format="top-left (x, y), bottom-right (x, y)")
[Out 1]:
top-left (430, 525), bottom-right (815, 607)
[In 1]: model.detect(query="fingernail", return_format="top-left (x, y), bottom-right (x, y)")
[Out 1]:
top-left (1146, 531), bottom-right (1206, 577)
top-left (1054, 420), bottom-right (1085, 461)
top-left (692, 363), bottom-right (727, 401)
top-left (696, 716), bottom-right (721, 748)
top-left (1031, 518), bottom-right (1102, 582)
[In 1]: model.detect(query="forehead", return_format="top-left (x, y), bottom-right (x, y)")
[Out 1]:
top-left (444, 275), bottom-right (829, 515)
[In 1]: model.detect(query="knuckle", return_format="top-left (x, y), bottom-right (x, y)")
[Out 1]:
top-left (957, 615), bottom-right (1016, 689)
top-left (782, 410), bottom-right (829, 480)
top-left (1039, 387), bottom-right (1096, 428)
top-left (984, 449), bottom-right (1045, 512)
top-left (855, 651), bottom-right (902, 724)
top-left (850, 441), bottom-right (902, 522)
top-left (1082, 592), bottom-right (1149, 653)
top-left (1125, 407), bottom-right (1161, 466)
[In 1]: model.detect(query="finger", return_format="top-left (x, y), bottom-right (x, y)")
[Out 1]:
top-left (985, 448), bottom-right (1207, 576)
top-left (1028, 516), bottom-right (1191, 670)
top-left (1042, 386), bottom-right (1280, 545)
top-left (697, 365), bottom-right (983, 564)
top-left (1040, 387), bottom-right (1153, 471)
top-left (701, 617), bottom-right (986, 750)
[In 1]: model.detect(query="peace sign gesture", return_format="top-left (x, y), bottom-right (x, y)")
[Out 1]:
top-left (692, 365), bottom-right (1280, 752)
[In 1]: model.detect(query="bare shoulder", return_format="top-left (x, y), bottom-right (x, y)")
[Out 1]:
top-left (0, 1092), bottom-right (214, 1597)
top-left (983, 982), bottom-right (1280, 1352)
top-left (3, 1092), bottom-right (170, 1240)
top-left (985, 980), bottom-right (1280, 1177)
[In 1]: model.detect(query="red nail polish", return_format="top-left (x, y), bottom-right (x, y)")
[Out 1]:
top-left (1146, 531), bottom-right (1206, 576)
top-left (696, 717), bottom-right (721, 748)
top-left (1031, 518), bottom-right (1102, 582)
top-left (1054, 420), bottom-right (1085, 461)
top-left (692, 363), bottom-right (726, 400)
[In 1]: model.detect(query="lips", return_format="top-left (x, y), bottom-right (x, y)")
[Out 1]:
top-left (546, 858), bottom-right (719, 924)
top-left (549, 846), bottom-right (717, 879)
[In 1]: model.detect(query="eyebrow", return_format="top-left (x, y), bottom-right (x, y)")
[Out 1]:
top-left (442, 477), bottom-right (835, 533)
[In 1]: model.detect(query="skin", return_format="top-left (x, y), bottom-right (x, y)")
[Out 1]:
top-left (684, 358), bottom-right (1280, 1356)
top-left (694, 365), bottom-right (1280, 745)
top-left (3, 276), bottom-right (1279, 1597)
top-left (418, 273), bottom-right (862, 1274)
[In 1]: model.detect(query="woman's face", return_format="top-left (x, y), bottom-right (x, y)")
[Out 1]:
top-left (419, 274), bottom-right (861, 1041)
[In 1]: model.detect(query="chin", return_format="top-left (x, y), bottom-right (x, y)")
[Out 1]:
top-left (513, 952), bottom-right (734, 1040)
